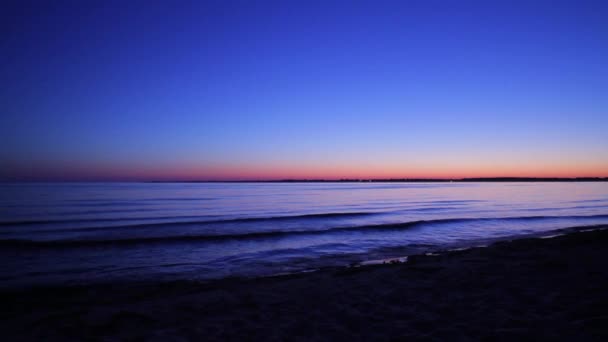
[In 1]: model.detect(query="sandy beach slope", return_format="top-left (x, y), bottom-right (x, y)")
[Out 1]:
top-left (2, 225), bottom-right (608, 341)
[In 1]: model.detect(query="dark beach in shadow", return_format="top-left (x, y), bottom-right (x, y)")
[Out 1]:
top-left (2, 225), bottom-right (608, 341)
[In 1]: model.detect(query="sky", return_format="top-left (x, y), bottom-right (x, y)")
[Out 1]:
top-left (1, 0), bottom-right (607, 181)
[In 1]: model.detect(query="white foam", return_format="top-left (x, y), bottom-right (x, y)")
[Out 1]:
top-left (359, 256), bottom-right (408, 266)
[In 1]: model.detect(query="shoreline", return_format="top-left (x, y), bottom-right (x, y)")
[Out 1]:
top-left (3, 223), bottom-right (607, 290)
top-left (3, 225), bottom-right (608, 340)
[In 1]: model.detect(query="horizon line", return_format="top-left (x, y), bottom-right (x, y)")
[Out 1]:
top-left (3, 177), bottom-right (608, 183)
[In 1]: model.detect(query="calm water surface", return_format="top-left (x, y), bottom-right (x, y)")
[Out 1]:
top-left (1, 182), bottom-right (607, 287)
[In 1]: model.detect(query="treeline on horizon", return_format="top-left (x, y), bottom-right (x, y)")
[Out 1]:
top-left (151, 177), bottom-right (608, 183)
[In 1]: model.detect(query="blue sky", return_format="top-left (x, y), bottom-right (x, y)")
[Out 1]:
top-left (1, 0), bottom-right (607, 180)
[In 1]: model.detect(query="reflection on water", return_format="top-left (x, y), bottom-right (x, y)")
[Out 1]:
top-left (1, 182), bottom-right (607, 286)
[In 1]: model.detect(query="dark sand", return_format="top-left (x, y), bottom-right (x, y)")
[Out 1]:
top-left (3, 226), bottom-right (608, 341)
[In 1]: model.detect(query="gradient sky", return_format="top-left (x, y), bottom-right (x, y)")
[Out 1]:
top-left (1, 0), bottom-right (607, 181)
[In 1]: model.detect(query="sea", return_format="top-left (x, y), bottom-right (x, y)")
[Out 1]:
top-left (1, 182), bottom-right (608, 287)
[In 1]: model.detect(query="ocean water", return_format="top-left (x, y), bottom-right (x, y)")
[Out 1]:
top-left (1, 182), bottom-right (608, 287)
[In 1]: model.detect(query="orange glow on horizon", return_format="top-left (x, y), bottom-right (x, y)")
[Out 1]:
top-left (3, 159), bottom-right (607, 181)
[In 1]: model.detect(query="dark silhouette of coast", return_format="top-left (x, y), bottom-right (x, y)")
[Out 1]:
top-left (147, 177), bottom-right (608, 183)
top-left (3, 225), bottom-right (608, 340)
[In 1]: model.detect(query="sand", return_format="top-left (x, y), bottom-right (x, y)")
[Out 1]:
top-left (2, 225), bottom-right (608, 341)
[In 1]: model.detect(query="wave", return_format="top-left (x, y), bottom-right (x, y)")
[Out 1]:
top-left (0, 214), bottom-right (222, 227)
top-left (0, 208), bottom-right (161, 220)
top-left (3, 214), bottom-right (608, 249)
top-left (415, 200), bottom-right (483, 204)
top-left (520, 204), bottom-right (608, 211)
top-left (66, 197), bottom-right (216, 202)
top-left (570, 198), bottom-right (608, 204)
top-left (1, 202), bottom-right (152, 208)
top-left (0, 211), bottom-right (376, 228)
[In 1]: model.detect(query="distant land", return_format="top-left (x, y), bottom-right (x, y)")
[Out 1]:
top-left (148, 177), bottom-right (608, 183)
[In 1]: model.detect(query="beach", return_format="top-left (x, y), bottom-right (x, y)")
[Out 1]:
top-left (2, 225), bottom-right (608, 341)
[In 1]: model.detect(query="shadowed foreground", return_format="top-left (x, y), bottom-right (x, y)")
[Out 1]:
top-left (3, 226), bottom-right (608, 341)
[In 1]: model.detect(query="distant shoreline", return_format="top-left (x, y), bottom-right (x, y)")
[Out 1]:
top-left (2, 177), bottom-right (607, 183)
top-left (145, 177), bottom-right (608, 183)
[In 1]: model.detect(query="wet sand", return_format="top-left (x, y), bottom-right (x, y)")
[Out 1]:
top-left (2, 225), bottom-right (608, 341)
